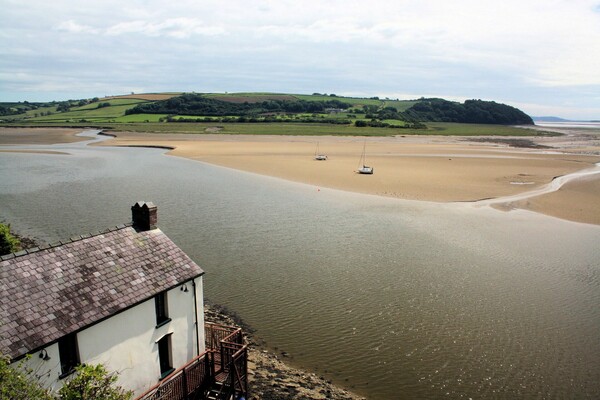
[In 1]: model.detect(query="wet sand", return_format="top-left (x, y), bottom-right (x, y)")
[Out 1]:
top-left (0, 127), bottom-right (87, 144)
top-left (99, 130), bottom-right (600, 225)
top-left (511, 174), bottom-right (600, 225)
top-left (2, 127), bottom-right (599, 225)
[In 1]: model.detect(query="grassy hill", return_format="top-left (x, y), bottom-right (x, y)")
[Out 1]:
top-left (0, 92), bottom-right (541, 136)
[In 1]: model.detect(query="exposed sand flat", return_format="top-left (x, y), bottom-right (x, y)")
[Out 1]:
top-left (100, 132), bottom-right (598, 191)
top-left (2, 127), bottom-right (599, 225)
top-left (0, 127), bottom-right (87, 145)
top-left (98, 130), bottom-right (600, 224)
top-left (510, 174), bottom-right (600, 225)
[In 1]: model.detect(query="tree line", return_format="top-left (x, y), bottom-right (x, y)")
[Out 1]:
top-left (125, 93), bottom-right (350, 116)
top-left (403, 98), bottom-right (534, 125)
top-left (125, 94), bottom-right (533, 126)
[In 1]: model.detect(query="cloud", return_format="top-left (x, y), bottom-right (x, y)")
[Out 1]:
top-left (106, 18), bottom-right (225, 38)
top-left (56, 20), bottom-right (99, 34)
top-left (1, 0), bottom-right (599, 118)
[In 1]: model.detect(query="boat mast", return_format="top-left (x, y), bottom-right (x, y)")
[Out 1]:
top-left (361, 141), bottom-right (367, 167)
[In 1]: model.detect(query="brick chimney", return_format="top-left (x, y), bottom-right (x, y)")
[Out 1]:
top-left (131, 201), bottom-right (157, 231)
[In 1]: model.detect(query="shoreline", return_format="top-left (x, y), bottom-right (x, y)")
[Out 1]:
top-left (2, 126), bottom-right (600, 225)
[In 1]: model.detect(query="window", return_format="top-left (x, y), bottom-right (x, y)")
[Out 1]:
top-left (158, 334), bottom-right (173, 378)
top-left (58, 333), bottom-right (80, 378)
top-left (155, 291), bottom-right (170, 327)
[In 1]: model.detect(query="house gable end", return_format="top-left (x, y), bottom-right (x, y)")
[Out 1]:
top-left (0, 225), bottom-right (204, 360)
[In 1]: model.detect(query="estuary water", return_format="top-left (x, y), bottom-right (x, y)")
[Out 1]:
top-left (1, 132), bottom-right (599, 399)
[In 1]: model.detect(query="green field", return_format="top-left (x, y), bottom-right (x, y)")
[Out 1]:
top-left (63, 122), bottom-right (540, 137)
top-left (1, 92), bottom-right (550, 137)
top-left (115, 113), bottom-right (167, 123)
top-left (74, 98), bottom-right (147, 110)
top-left (4, 98), bottom-right (150, 123)
top-left (202, 92), bottom-right (417, 112)
top-left (204, 92), bottom-right (297, 103)
top-left (21, 104), bottom-right (59, 118)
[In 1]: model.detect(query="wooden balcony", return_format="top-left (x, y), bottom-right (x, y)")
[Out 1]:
top-left (136, 323), bottom-right (248, 400)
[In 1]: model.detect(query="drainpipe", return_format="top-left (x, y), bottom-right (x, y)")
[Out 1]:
top-left (192, 278), bottom-right (200, 356)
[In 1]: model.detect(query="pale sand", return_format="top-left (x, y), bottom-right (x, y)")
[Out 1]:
top-left (2, 127), bottom-right (599, 225)
top-left (99, 132), bottom-right (600, 223)
top-left (510, 174), bottom-right (600, 225)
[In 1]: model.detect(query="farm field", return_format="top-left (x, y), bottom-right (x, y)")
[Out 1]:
top-left (103, 93), bottom-right (181, 101)
top-left (1, 92), bottom-right (545, 137)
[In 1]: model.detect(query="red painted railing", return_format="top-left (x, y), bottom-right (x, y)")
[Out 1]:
top-left (136, 323), bottom-right (247, 400)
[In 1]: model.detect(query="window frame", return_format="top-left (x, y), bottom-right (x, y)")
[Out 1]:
top-left (155, 291), bottom-right (170, 328)
top-left (58, 332), bottom-right (80, 379)
top-left (158, 333), bottom-right (174, 379)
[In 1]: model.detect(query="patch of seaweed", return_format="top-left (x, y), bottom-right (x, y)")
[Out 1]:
top-left (467, 137), bottom-right (551, 149)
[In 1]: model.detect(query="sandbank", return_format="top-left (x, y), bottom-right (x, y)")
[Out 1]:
top-left (0, 127), bottom-right (87, 145)
top-left (510, 174), bottom-right (600, 225)
top-left (2, 127), bottom-right (599, 225)
top-left (98, 130), bottom-right (600, 224)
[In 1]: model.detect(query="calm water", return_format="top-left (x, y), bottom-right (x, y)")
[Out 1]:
top-left (1, 132), bottom-right (599, 399)
top-left (535, 121), bottom-right (600, 129)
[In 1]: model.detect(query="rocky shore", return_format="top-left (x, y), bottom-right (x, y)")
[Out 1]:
top-left (204, 302), bottom-right (365, 400)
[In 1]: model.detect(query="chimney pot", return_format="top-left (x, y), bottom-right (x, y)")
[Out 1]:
top-left (131, 201), bottom-right (157, 231)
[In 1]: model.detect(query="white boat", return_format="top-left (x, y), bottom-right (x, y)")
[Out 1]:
top-left (314, 142), bottom-right (328, 160)
top-left (357, 141), bottom-right (373, 174)
top-left (358, 165), bottom-right (373, 174)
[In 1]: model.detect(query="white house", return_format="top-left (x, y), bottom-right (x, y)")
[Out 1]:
top-left (0, 202), bottom-right (212, 396)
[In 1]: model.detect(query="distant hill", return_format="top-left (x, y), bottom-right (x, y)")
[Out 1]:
top-left (125, 93), bottom-right (534, 125)
top-left (532, 116), bottom-right (571, 122)
top-left (533, 116), bottom-right (600, 123)
top-left (125, 93), bottom-right (352, 116)
top-left (1, 92), bottom-right (534, 127)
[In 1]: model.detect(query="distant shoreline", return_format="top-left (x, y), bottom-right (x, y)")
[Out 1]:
top-left (535, 121), bottom-right (600, 129)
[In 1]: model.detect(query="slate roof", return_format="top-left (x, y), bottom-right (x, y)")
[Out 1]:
top-left (0, 224), bottom-right (204, 360)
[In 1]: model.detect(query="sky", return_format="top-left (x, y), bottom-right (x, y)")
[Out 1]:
top-left (1, 0), bottom-right (600, 120)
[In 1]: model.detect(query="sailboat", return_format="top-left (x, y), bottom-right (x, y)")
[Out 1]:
top-left (357, 141), bottom-right (373, 174)
top-left (314, 142), bottom-right (328, 160)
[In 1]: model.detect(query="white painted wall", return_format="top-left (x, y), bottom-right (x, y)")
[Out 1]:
top-left (15, 277), bottom-right (205, 397)
top-left (16, 342), bottom-right (62, 393)
top-left (195, 276), bottom-right (206, 355)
